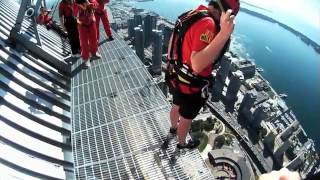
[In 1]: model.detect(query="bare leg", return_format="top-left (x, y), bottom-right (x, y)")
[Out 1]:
top-left (162, 105), bottom-right (180, 149)
top-left (170, 104), bottom-right (180, 129)
top-left (177, 116), bottom-right (192, 145)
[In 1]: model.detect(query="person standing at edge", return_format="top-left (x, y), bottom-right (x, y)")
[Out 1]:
top-left (95, 0), bottom-right (114, 42)
top-left (76, 0), bottom-right (101, 68)
top-left (59, 0), bottom-right (81, 58)
top-left (164, 0), bottom-right (240, 150)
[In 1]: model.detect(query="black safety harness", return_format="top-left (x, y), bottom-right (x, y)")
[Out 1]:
top-left (166, 9), bottom-right (230, 95)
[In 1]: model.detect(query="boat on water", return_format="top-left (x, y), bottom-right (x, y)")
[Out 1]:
top-left (256, 67), bottom-right (264, 72)
top-left (279, 93), bottom-right (288, 99)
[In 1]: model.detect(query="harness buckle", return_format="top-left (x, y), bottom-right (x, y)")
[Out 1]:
top-left (201, 80), bottom-right (210, 99)
top-left (181, 65), bottom-right (188, 74)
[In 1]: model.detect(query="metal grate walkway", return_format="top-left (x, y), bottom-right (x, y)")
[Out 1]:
top-left (71, 31), bottom-right (213, 179)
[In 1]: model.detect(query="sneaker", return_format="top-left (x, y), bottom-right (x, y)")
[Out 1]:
top-left (91, 53), bottom-right (101, 60)
top-left (71, 53), bottom-right (81, 58)
top-left (161, 127), bottom-right (177, 149)
top-left (177, 139), bottom-right (200, 150)
top-left (108, 36), bottom-right (114, 41)
top-left (84, 61), bottom-right (91, 68)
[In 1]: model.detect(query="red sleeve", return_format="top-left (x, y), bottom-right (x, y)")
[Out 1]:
top-left (73, 3), bottom-right (78, 17)
top-left (36, 15), bottom-right (41, 24)
top-left (58, 3), bottom-right (64, 17)
top-left (190, 17), bottom-right (217, 52)
top-left (44, 15), bottom-right (52, 24)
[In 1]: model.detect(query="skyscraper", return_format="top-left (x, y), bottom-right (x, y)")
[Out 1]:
top-left (232, 59), bottom-right (256, 79)
top-left (127, 18), bottom-right (135, 38)
top-left (143, 14), bottom-right (157, 47)
top-left (217, 54), bottom-right (233, 83)
top-left (162, 25), bottom-right (173, 53)
top-left (151, 29), bottom-right (162, 74)
top-left (134, 13), bottom-right (142, 27)
top-left (134, 26), bottom-right (144, 61)
top-left (239, 91), bottom-right (257, 119)
top-left (279, 120), bottom-right (299, 141)
top-left (251, 103), bottom-right (270, 128)
top-left (211, 55), bottom-right (232, 101)
top-left (225, 70), bottom-right (244, 108)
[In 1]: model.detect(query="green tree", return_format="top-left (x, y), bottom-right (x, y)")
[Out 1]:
top-left (198, 133), bottom-right (209, 152)
top-left (224, 134), bottom-right (233, 146)
top-left (213, 135), bottom-right (225, 149)
top-left (191, 120), bottom-right (202, 132)
top-left (202, 120), bottom-right (214, 132)
top-left (191, 132), bottom-right (209, 152)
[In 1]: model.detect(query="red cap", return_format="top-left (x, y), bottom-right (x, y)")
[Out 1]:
top-left (209, 0), bottom-right (240, 15)
top-left (224, 0), bottom-right (240, 15)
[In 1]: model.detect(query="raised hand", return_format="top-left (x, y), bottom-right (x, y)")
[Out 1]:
top-left (220, 9), bottom-right (235, 39)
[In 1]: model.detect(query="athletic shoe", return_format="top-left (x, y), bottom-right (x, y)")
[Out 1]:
top-left (84, 60), bottom-right (91, 68)
top-left (177, 139), bottom-right (200, 150)
top-left (91, 53), bottom-right (101, 60)
top-left (161, 128), bottom-right (177, 149)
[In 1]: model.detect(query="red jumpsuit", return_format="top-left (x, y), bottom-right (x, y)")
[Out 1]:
top-left (37, 14), bottom-right (51, 25)
top-left (77, 0), bottom-right (98, 61)
top-left (95, 0), bottom-right (112, 41)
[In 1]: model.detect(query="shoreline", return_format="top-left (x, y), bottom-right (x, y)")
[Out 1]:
top-left (129, 1), bottom-right (320, 54)
top-left (240, 7), bottom-right (320, 54)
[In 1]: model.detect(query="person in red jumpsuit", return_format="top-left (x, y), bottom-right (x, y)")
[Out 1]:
top-left (95, 0), bottom-right (113, 42)
top-left (37, 7), bottom-right (68, 38)
top-left (76, 0), bottom-right (101, 68)
top-left (37, 7), bottom-right (53, 26)
top-left (59, 0), bottom-right (81, 57)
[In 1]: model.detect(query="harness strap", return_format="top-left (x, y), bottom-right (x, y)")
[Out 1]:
top-left (173, 65), bottom-right (212, 87)
top-left (176, 10), bottom-right (208, 68)
top-left (166, 8), bottom-right (229, 92)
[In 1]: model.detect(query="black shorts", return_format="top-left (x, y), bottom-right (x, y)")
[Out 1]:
top-left (172, 90), bottom-right (207, 119)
